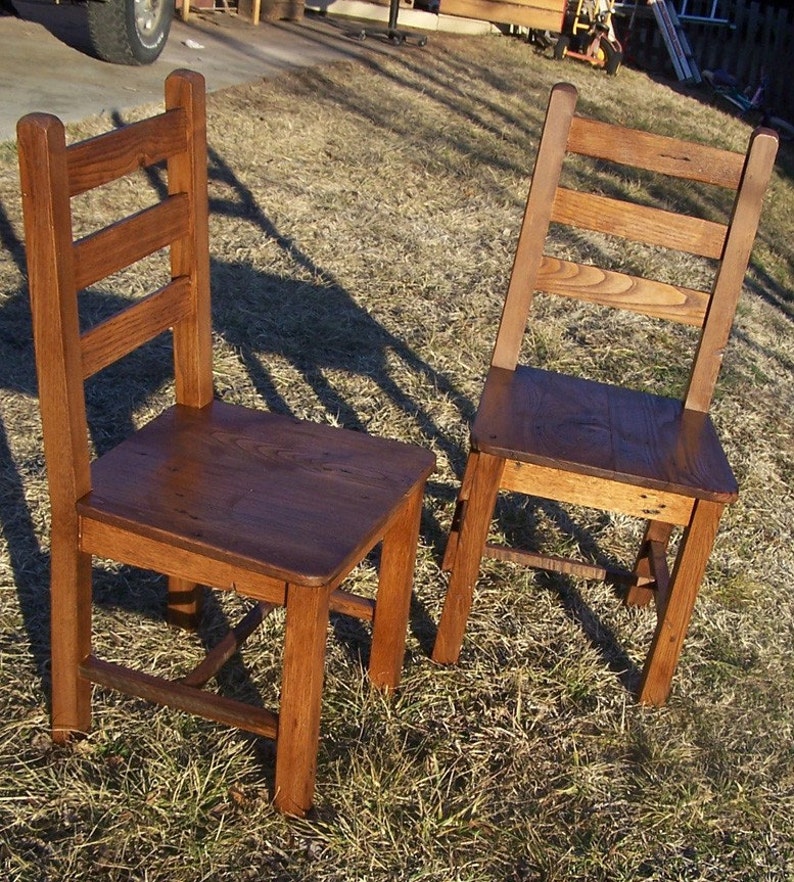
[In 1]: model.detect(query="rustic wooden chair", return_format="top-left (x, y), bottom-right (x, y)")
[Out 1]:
top-left (17, 69), bottom-right (434, 815)
top-left (432, 82), bottom-right (777, 706)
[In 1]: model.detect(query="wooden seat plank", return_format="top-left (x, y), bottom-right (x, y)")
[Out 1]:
top-left (473, 365), bottom-right (738, 501)
top-left (80, 400), bottom-right (434, 587)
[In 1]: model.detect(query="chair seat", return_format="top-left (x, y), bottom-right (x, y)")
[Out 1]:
top-left (472, 366), bottom-right (737, 502)
top-left (80, 399), bottom-right (435, 587)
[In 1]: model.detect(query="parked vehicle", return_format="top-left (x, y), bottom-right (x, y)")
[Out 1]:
top-left (85, 0), bottom-right (173, 64)
top-left (532, 0), bottom-right (623, 76)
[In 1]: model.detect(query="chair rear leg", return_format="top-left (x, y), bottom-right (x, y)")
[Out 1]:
top-left (368, 483), bottom-right (425, 692)
top-left (441, 452), bottom-right (478, 573)
top-left (166, 576), bottom-right (204, 631)
top-left (50, 536), bottom-right (93, 743)
top-left (432, 451), bottom-right (504, 665)
top-left (274, 582), bottom-right (331, 817)
top-left (638, 499), bottom-right (723, 706)
top-left (626, 520), bottom-right (674, 607)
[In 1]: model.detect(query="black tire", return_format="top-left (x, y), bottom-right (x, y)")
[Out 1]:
top-left (602, 40), bottom-right (622, 76)
top-left (86, 0), bottom-right (172, 65)
top-left (553, 34), bottom-right (570, 61)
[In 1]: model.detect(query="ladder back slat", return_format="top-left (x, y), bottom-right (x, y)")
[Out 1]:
top-left (73, 194), bottom-right (190, 291)
top-left (80, 276), bottom-right (193, 379)
top-left (66, 109), bottom-right (188, 197)
top-left (552, 188), bottom-right (727, 259)
top-left (568, 116), bottom-right (746, 189)
top-left (537, 256), bottom-right (709, 326)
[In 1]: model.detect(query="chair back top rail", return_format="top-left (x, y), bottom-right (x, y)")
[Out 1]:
top-left (567, 116), bottom-right (746, 188)
top-left (66, 107), bottom-right (189, 198)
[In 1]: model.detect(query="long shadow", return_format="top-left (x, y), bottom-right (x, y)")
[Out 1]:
top-left (201, 143), bottom-right (475, 655)
top-left (497, 493), bottom-right (646, 691)
top-left (206, 145), bottom-right (473, 445)
top-left (0, 197), bottom-right (54, 683)
top-left (257, 44), bottom-right (548, 203)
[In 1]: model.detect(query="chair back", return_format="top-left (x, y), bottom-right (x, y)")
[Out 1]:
top-left (491, 82), bottom-right (778, 413)
top-left (17, 70), bottom-right (213, 516)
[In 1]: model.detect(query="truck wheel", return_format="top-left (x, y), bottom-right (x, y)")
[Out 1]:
top-left (553, 34), bottom-right (570, 60)
top-left (86, 0), bottom-right (173, 65)
top-left (603, 40), bottom-right (622, 76)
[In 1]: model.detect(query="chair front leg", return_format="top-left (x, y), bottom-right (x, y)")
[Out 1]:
top-left (638, 498), bottom-right (724, 706)
top-left (368, 483), bottom-right (425, 692)
top-left (50, 529), bottom-right (93, 743)
top-left (274, 582), bottom-right (331, 817)
top-left (432, 451), bottom-right (504, 665)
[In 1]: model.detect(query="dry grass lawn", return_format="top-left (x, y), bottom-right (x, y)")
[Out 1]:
top-left (0, 27), bottom-right (792, 881)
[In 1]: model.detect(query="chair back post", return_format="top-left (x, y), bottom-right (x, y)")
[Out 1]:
top-left (18, 112), bottom-right (92, 516)
top-left (491, 82), bottom-right (578, 371)
top-left (684, 126), bottom-right (779, 413)
top-left (165, 70), bottom-right (214, 409)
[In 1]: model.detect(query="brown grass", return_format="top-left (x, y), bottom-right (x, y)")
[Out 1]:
top-left (1, 29), bottom-right (793, 881)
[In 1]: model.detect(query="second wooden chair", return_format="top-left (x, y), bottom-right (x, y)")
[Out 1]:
top-left (432, 82), bottom-right (777, 706)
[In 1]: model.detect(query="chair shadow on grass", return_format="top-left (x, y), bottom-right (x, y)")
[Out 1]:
top-left (495, 495), bottom-right (648, 695)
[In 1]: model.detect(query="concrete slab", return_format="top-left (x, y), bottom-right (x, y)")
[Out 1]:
top-left (1, 1), bottom-right (495, 144)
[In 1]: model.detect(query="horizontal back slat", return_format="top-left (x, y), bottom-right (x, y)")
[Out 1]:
top-left (66, 109), bottom-right (188, 198)
top-left (80, 277), bottom-right (193, 379)
top-left (568, 116), bottom-right (746, 189)
top-left (537, 256), bottom-right (709, 326)
top-left (73, 194), bottom-right (189, 291)
top-left (552, 188), bottom-right (727, 259)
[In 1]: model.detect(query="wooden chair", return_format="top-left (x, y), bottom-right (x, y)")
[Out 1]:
top-left (432, 82), bottom-right (777, 706)
top-left (17, 69), bottom-right (434, 816)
